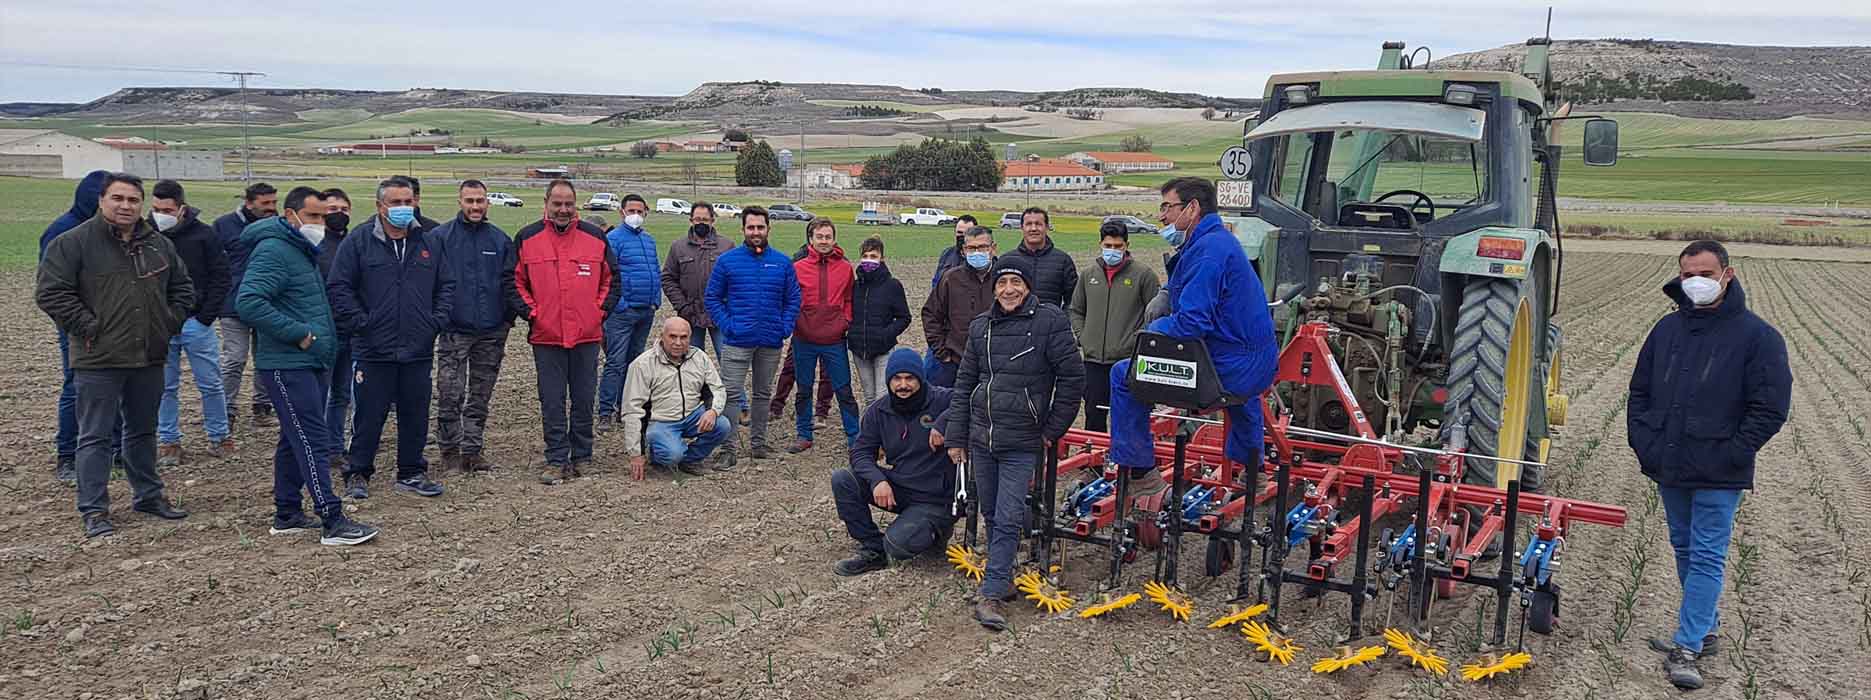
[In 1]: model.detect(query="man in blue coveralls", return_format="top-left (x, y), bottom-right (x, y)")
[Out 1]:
top-left (1105, 177), bottom-right (1278, 490)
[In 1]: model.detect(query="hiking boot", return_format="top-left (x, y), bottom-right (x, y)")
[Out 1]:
top-left (834, 548), bottom-right (888, 576)
top-left (676, 460), bottom-right (708, 476)
top-left (973, 598), bottom-right (1008, 631)
top-left (1123, 467), bottom-right (1167, 499)
top-left (133, 496), bottom-right (188, 520)
top-left (1663, 647), bottom-right (1704, 690)
top-left (344, 474), bottom-right (370, 499)
top-left (208, 438), bottom-right (236, 458)
top-left (595, 414), bottom-right (614, 433)
top-left (250, 407), bottom-right (276, 429)
top-left (749, 444), bottom-right (773, 461)
top-left (394, 473), bottom-right (445, 497)
top-left (1650, 634), bottom-right (1720, 657)
top-left (270, 511), bottom-right (320, 535)
top-left (438, 449), bottom-right (462, 473)
top-left (82, 513), bottom-right (115, 539)
top-left (157, 443), bottom-right (183, 467)
top-left (463, 454), bottom-right (493, 472)
top-left (570, 460), bottom-right (589, 478)
top-left (320, 514), bottom-right (380, 546)
top-left (55, 456), bottom-right (76, 486)
top-left (788, 439), bottom-right (814, 454)
top-left (540, 465), bottom-right (568, 485)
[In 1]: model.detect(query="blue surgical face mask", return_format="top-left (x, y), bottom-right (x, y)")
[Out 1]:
top-left (965, 251), bottom-right (991, 270)
top-left (386, 205), bottom-right (416, 229)
top-left (1100, 249), bottom-right (1125, 266)
top-left (1159, 224), bottom-right (1184, 247)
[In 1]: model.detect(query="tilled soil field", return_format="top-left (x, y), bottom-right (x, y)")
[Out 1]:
top-left (2, 248), bottom-right (1868, 700)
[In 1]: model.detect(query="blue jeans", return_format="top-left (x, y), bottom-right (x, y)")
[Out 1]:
top-left (974, 448), bottom-right (1038, 600)
top-left (644, 404), bottom-right (733, 466)
top-left (58, 331), bottom-right (122, 458)
top-left (1659, 486), bottom-right (1743, 653)
top-left (159, 319), bottom-right (230, 444)
top-left (598, 307), bottom-right (656, 417)
top-left (793, 340), bottom-right (860, 445)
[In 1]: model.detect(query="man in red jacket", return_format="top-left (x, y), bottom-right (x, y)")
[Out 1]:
top-left (501, 179), bottom-right (621, 484)
top-left (788, 218), bottom-right (861, 453)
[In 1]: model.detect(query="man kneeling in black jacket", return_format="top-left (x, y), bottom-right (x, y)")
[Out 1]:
top-left (831, 348), bottom-right (957, 576)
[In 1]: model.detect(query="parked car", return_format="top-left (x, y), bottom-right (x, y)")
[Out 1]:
top-left (767, 203), bottom-right (816, 221)
top-left (487, 192), bottom-right (524, 207)
top-left (713, 203), bottom-right (743, 218)
top-left (998, 212), bottom-right (1023, 229)
top-left (655, 198), bottom-right (692, 215)
top-left (900, 207), bottom-right (957, 226)
top-left (1102, 215), bottom-right (1155, 236)
top-left (584, 193), bottom-right (620, 211)
top-left (854, 201), bottom-right (896, 226)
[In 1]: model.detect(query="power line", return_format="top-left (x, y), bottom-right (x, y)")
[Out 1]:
top-left (0, 60), bottom-right (241, 76)
top-left (4, 60), bottom-right (268, 181)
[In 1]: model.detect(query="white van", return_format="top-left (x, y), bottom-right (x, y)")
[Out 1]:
top-left (655, 198), bottom-right (692, 215)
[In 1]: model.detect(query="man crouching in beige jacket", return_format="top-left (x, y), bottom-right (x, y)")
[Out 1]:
top-left (622, 317), bottom-right (732, 478)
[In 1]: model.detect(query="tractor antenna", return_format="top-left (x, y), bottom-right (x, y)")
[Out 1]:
top-left (1544, 7), bottom-right (1553, 41)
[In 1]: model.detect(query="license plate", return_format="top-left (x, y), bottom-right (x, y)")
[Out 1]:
top-left (1218, 180), bottom-right (1254, 210)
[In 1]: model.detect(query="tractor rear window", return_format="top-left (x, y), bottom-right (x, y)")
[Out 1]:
top-left (1323, 130), bottom-right (1489, 216)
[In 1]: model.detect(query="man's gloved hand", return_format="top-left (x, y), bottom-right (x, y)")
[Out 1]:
top-left (1142, 288), bottom-right (1171, 325)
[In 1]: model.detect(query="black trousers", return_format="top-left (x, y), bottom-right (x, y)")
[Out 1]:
top-left (347, 359), bottom-right (433, 481)
top-left (1084, 361), bottom-right (1115, 433)
top-left (74, 367), bottom-right (165, 515)
top-left (533, 343), bottom-right (600, 466)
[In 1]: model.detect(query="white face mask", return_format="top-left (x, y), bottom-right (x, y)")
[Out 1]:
top-left (623, 213), bottom-right (645, 230)
top-left (1681, 275), bottom-right (1723, 306)
top-left (151, 212), bottom-right (178, 231)
top-left (299, 223), bottom-right (327, 247)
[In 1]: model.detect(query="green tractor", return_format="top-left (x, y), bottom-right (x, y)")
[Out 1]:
top-left (1222, 39), bottom-right (1620, 489)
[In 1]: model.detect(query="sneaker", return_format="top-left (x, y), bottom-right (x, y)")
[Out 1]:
top-left (344, 474), bottom-right (370, 500)
top-left (320, 515), bottom-right (380, 546)
top-left (1649, 635), bottom-right (1720, 657)
top-left (834, 549), bottom-right (888, 577)
top-left (270, 511), bottom-right (320, 535)
top-left (463, 454), bottom-right (493, 472)
top-left (788, 439), bottom-right (814, 454)
top-left (540, 465), bottom-right (567, 485)
top-left (82, 513), bottom-right (115, 539)
top-left (55, 456), bottom-right (76, 486)
top-left (1663, 647), bottom-right (1704, 690)
top-left (157, 443), bottom-right (183, 467)
top-left (394, 474), bottom-right (445, 497)
top-left (973, 598), bottom-right (1008, 631)
top-left (208, 438), bottom-right (235, 458)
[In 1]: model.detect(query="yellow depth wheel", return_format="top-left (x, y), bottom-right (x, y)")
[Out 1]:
top-left (1494, 298), bottom-right (1536, 489)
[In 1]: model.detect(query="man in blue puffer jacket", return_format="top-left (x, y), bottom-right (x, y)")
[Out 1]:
top-left (704, 206), bottom-right (800, 465)
top-left (1107, 178), bottom-right (1278, 492)
top-left (1628, 240), bottom-right (1789, 690)
top-left (598, 194), bottom-right (662, 427)
top-left (428, 180), bottom-right (514, 473)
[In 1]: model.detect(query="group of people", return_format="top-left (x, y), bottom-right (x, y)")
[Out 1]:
top-left (32, 167), bottom-right (1784, 678)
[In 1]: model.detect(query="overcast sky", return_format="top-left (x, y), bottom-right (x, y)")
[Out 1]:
top-left (2, 1), bottom-right (1867, 103)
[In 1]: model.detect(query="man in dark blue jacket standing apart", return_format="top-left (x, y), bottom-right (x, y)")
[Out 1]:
top-left (40, 170), bottom-right (112, 484)
top-left (216, 182), bottom-right (279, 429)
top-left (597, 193), bottom-right (661, 428)
top-left (316, 187), bottom-right (355, 474)
top-left (430, 180), bottom-right (513, 473)
top-left (832, 347), bottom-right (955, 576)
top-left (328, 177), bottom-right (455, 499)
top-left (1106, 178), bottom-right (1277, 498)
top-left (704, 207), bottom-right (800, 466)
top-left (1629, 240), bottom-right (1789, 690)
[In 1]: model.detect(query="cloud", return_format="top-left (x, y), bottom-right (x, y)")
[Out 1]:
top-left (1, 0), bottom-right (1865, 102)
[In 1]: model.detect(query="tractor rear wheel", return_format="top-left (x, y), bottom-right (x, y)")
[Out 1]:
top-left (1443, 277), bottom-right (1548, 491)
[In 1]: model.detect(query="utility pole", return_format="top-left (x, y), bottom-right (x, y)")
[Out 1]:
top-left (798, 122), bottom-right (806, 204)
top-left (217, 71), bottom-right (265, 181)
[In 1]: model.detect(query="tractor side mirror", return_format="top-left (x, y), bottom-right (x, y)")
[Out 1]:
top-left (1582, 118), bottom-right (1619, 167)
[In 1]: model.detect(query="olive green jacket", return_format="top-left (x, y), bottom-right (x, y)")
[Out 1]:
top-left (1068, 255), bottom-right (1161, 364)
top-left (36, 214), bottom-right (194, 370)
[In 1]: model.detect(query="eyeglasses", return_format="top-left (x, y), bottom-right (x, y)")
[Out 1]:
top-left (1159, 200), bottom-right (1191, 214)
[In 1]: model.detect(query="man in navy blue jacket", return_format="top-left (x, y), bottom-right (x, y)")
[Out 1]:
top-left (597, 194), bottom-right (661, 427)
top-left (832, 348), bottom-right (956, 576)
top-left (215, 181), bottom-right (279, 428)
top-left (316, 187), bottom-right (355, 473)
top-left (1106, 178), bottom-right (1277, 495)
top-left (429, 180), bottom-right (513, 473)
top-left (1629, 240), bottom-right (1789, 690)
top-left (40, 170), bottom-right (112, 484)
top-left (327, 177), bottom-right (455, 499)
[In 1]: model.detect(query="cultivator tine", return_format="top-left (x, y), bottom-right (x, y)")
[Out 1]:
top-left (1265, 446), bottom-right (1294, 628)
top-left (1346, 473), bottom-right (1376, 642)
top-left (1459, 651), bottom-right (1533, 682)
top-left (1158, 430), bottom-right (1191, 588)
top-left (1410, 467), bottom-right (1433, 632)
top-left (1106, 459), bottom-right (1132, 592)
top-left (1493, 479), bottom-right (1522, 647)
top-left (1233, 447), bottom-right (1262, 602)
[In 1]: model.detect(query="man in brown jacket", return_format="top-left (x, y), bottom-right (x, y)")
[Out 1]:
top-left (36, 173), bottom-right (195, 538)
top-left (920, 226), bottom-right (997, 388)
top-left (660, 204), bottom-right (727, 357)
